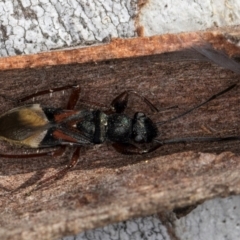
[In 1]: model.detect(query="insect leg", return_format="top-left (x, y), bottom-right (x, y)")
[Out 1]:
top-left (19, 83), bottom-right (81, 109)
top-left (18, 84), bottom-right (80, 103)
top-left (0, 150), bottom-right (57, 158)
top-left (111, 90), bottom-right (159, 113)
top-left (0, 146), bottom-right (66, 158)
top-left (50, 146), bottom-right (67, 157)
top-left (66, 85), bottom-right (81, 110)
top-left (114, 134), bottom-right (240, 155)
top-left (35, 147), bottom-right (81, 189)
top-left (3, 147), bottom-right (67, 192)
top-left (112, 142), bottom-right (163, 155)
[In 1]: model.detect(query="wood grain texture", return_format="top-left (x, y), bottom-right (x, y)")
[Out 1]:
top-left (0, 32), bottom-right (240, 240)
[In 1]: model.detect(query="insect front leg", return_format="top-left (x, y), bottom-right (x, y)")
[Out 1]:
top-left (111, 90), bottom-right (159, 113)
top-left (112, 142), bottom-right (163, 155)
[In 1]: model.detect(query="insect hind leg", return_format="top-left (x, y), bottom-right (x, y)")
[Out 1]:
top-left (19, 84), bottom-right (81, 110)
top-left (0, 152), bottom-right (44, 159)
top-left (34, 147), bottom-right (81, 190)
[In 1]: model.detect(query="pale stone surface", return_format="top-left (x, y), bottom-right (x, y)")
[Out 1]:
top-left (0, 0), bottom-right (137, 56)
top-left (175, 196), bottom-right (240, 240)
top-left (62, 196), bottom-right (240, 240)
top-left (138, 0), bottom-right (240, 36)
top-left (61, 216), bottom-right (170, 240)
top-left (1, 0), bottom-right (240, 56)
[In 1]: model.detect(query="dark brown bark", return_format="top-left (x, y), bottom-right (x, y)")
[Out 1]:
top-left (0, 29), bottom-right (240, 240)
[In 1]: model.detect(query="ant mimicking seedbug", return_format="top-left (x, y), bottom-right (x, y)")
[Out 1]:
top-left (0, 83), bottom-right (239, 189)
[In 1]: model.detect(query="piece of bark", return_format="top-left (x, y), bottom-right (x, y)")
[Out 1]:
top-left (0, 31), bottom-right (240, 240)
top-left (0, 29), bottom-right (240, 71)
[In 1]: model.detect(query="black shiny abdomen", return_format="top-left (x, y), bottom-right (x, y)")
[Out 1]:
top-left (78, 110), bottom-right (108, 144)
top-left (39, 108), bottom-right (157, 147)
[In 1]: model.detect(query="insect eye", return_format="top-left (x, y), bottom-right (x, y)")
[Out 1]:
top-left (134, 135), bottom-right (143, 142)
top-left (136, 112), bottom-right (145, 119)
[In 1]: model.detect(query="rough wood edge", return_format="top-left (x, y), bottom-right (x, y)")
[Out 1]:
top-left (0, 28), bottom-right (240, 71)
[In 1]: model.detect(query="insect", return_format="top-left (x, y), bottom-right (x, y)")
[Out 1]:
top-left (0, 83), bottom-right (238, 189)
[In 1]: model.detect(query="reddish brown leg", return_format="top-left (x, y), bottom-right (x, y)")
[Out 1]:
top-left (8, 146), bottom-right (67, 192)
top-left (11, 170), bottom-right (46, 193)
top-left (35, 147), bottom-right (81, 190)
top-left (0, 146), bottom-right (66, 159)
top-left (19, 84), bottom-right (80, 104)
top-left (50, 146), bottom-right (67, 157)
top-left (19, 83), bottom-right (110, 111)
top-left (111, 90), bottom-right (159, 113)
top-left (66, 85), bottom-right (81, 110)
top-left (112, 142), bottom-right (163, 155)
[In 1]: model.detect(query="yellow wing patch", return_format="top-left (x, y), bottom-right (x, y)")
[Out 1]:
top-left (17, 105), bottom-right (48, 127)
top-left (0, 104), bottom-right (49, 147)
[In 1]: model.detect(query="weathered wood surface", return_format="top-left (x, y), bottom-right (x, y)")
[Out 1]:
top-left (0, 46), bottom-right (240, 239)
top-left (1, 29), bottom-right (240, 70)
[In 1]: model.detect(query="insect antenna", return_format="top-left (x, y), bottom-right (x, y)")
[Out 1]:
top-left (156, 83), bottom-right (237, 126)
top-left (154, 136), bottom-right (240, 146)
